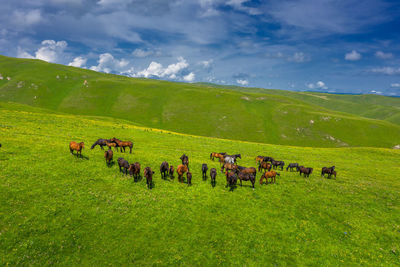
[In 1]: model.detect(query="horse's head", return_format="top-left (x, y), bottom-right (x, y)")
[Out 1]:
top-left (80, 142), bottom-right (85, 149)
top-left (238, 154), bottom-right (241, 159)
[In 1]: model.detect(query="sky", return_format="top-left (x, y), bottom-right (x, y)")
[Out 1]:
top-left (1, 0), bottom-right (400, 96)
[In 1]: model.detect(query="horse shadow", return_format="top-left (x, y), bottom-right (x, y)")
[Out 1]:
top-left (133, 175), bottom-right (143, 183)
top-left (107, 161), bottom-right (115, 168)
top-left (211, 180), bottom-right (216, 188)
top-left (73, 153), bottom-right (89, 160)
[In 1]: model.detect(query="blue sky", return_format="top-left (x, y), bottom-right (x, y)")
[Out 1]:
top-left (1, 0), bottom-right (400, 96)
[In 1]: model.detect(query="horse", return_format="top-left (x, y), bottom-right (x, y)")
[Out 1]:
top-left (180, 154), bottom-right (189, 169)
top-left (237, 166), bottom-right (257, 177)
top-left (286, 163), bottom-right (299, 171)
top-left (69, 141), bottom-right (84, 157)
top-left (117, 158), bottom-right (129, 175)
top-left (202, 164), bottom-right (208, 180)
top-left (169, 165), bottom-right (175, 178)
top-left (104, 148), bottom-right (113, 166)
top-left (260, 171), bottom-right (280, 185)
top-left (221, 162), bottom-right (237, 173)
top-left (299, 166), bottom-right (313, 177)
top-left (210, 168), bottom-right (217, 186)
top-left (90, 139), bottom-right (111, 150)
top-left (236, 171), bottom-right (256, 189)
top-left (271, 160), bottom-right (285, 170)
top-left (111, 137), bottom-right (133, 153)
top-left (210, 152), bottom-right (226, 161)
top-left (258, 161), bottom-right (271, 172)
top-left (187, 172), bottom-right (192, 186)
top-left (262, 156), bottom-right (274, 163)
top-left (144, 167), bottom-right (154, 189)
top-left (160, 161), bottom-right (169, 179)
top-left (330, 170), bottom-right (337, 178)
top-left (256, 155), bottom-right (265, 165)
top-left (224, 154), bottom-right (241, 164)
top-left (105, 141), bottom-right (118, 151)
top-left (321, 166), bottom-right (335, 177)
top-left (225, 170), bottom-right (238, 190)
top-left (129, 162), bottom-right (141, 180)
top-left (177, 164), bottom-right (188, 183)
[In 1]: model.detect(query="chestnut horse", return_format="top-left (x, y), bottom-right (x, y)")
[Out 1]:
top-left (258, 161), bottom-right (271, 172)
top-left (144, 167), bottom-right (154, 189)
top-left (104, 148), bottom-right (113, 166)
top-left (129, 162), bottom-right (141, 181)
top-left (111, 137), bottom-right (133, 153)
top-left (210, 152), bottom-right (226, 162)
top-left (69, 141), bottom-right (84, 157)
top-left (177, 164), bottom-right (188, 183)
top-left (260, 171), bottom-right (280, 185)
top-left (221, 162), bottom-right (237, 173)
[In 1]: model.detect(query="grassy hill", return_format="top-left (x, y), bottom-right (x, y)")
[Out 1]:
top-left (0, 102), bottom-right (399, 265)
top-left (1, 55), bottom-right (399, 148)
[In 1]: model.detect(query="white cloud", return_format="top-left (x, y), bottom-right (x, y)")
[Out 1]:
top-left (370, 90), bottom-right (382, 94)
top-left (68, 56), bottom-right (87, 68)
top-left (390, 83), bottom-right (400, 87)
top-left (227, 0), bottom-right (262, 15)
top-left (288, 52), bottom-right (309, 63)
top-left (307, 80), bottom-right (328, 90)
top-left (135, 57), bottom-right (191, 80)
top-left (236, 79), bottom-right (249, 86)
top-left (17, 40), bottom-right (68, 63)
top-left (345, 50), bottom-right (361, 61)
top-left (183, 72), bottom-right (195, 82)
top-left (90, 53), bottom-right (129, 73)
top-left (375, 51), bottom-right (393, 59)
top-left (199, 59), bottom-right (213, 68)
top-left (370, 67), bottom-right (400, 75)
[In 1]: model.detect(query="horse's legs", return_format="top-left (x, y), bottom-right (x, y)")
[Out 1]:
top-left (130, 147), bottom-right (132, 154)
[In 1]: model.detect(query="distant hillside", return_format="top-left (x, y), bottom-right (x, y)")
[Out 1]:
top-left (0, 55), bottom-right (399, 148)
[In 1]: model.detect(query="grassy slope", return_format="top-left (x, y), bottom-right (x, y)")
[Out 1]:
top-left (1, 55), bottom-right (399, 148)
top-left (0, 102), bottom-right (399, 265)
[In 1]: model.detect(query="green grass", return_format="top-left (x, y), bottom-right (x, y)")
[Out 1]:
top-left (1, 55), bottom-right (400, 148)
top-left (1, 102), bottom-right (399, 265)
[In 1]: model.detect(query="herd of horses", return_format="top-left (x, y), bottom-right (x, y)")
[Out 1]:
top-left (69, 139), bottom-right (337, 190)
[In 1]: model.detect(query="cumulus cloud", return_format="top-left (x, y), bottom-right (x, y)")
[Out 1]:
top-left (307, 81), bottom-right (328, 90)
top-left (183, 72), bottom-right (195, 82)
top-left (370, 67), bottom-right (400, 75)
top-left (17, 40), bottom-right (68, 63)
top-left (68, 56), bottom-right (87, 68)
top-left (90, 53), bottom-right (129, 73)
top-left (136, 57), bottom-right (191, 80)
top-left (236, 79), bottom-right (249, 86)
top-left (375, 51), bottom-right (393, 59)
top-left (345, 50), bottom-right (361, 61)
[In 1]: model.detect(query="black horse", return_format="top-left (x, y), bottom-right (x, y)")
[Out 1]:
top-left (321, 166), bottom-right (335, 178)
top-left (286, 163), bottom-right (299, 171)
top-left (299, 166), bottom-right (313, 177)
top-left (180, 154), bottom-right (189, 170)
top-left (91, 139), bottom-right (112, 150)
top-left (202, 163), bottom-right (208, 180)
top-left (160, 161), bottom-right (169, 179)
top-left (262, 156), bottom-right (274, 163)
top-left (271, 160), bottom-right (285, 170)
top-left (210, 168), bottom-right (217, 187)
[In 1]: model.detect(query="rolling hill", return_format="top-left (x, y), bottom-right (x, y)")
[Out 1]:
top-left (1, 102), bottom-right (399, 265)
top-left (1, 55), bottom-right (399, 148)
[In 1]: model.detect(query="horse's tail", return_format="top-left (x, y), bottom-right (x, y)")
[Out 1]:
top-left (91, 141), bottom-right (98, 149)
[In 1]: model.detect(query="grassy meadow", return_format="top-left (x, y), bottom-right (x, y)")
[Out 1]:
top-left (1, 102), bottom-right (399, 265)
top-left (1, 55), bottom-right (400, 148)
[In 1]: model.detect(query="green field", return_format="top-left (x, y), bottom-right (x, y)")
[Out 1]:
top-left (1, 102), bottom-right (399, 265)
top-left (1, 55), bottom-right (400, 148)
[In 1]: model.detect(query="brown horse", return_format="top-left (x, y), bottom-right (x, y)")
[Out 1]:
top-left (255, 155), bottom-right (265, 165)
top-left (129, 162), bottom-right (141, 181)
top-left (177, 164), bottom-right (188, 183)
top-left (225, 170), bottom-right (238, 190)
top-left (221, 162), bottom-right (237, 173)
top-left (160, 161), bottom-right (169, 179)
top-left (169, 165), bottom-right (175, 178)
top-left (237, 166), bottom-right (257, 177)
top-left (106, 141), bottom-right (118, 151)
top-left (260, 171), bottom-right (280, 185)
top-left (111, 137), bottom-right (133, 153)
top-left (237, 171), bottom-right (256, 189)
top-left (104, 148), bottom-right (113, 165)
top-left (210, 152), bottom-right (226, 161)
top-left (258, 161), bottom-right (271, 172)
top-left (143, 167), bottom-right (154, 189)
top-left (69, 141), bottom-right (84, 157)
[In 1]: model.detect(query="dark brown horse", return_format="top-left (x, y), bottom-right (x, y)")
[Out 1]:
top-left (180, 154), bottom-right (189, 169)
top-left (321, 166), bottom-right (335, 178)
top-left (160, 161), bottom-right (169, 179)
top-left (187, 172), bottom-right (192, 186)
top-left (118, 158), bottom-right (130, 175)
top-left (237, 166), bottom-right (257, 177)
top-left (69, 141), bottom-right (84, 157)
top-left (202, 163), bottom-right (208, 180)
top-left (210, 168), bottom-right (217, 186)
top-left (111, 137), bottom-right (133, 153)
top-left (225, 170), bottom-right (238, 190)
top-left (144, 167), bottom-right (154, 189)
top-left (104, 148), bottom-right (113, 165)
top-left (299, 166), bottom-right (313, 177)
top-left (236, 170), bottom-right (256, 189)
top-left (129, 162), bottom-right (141, 180)
top-left (169, 165), bottom-right (175, 178)
top-left (259, 171), bottom-right (280, 185)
